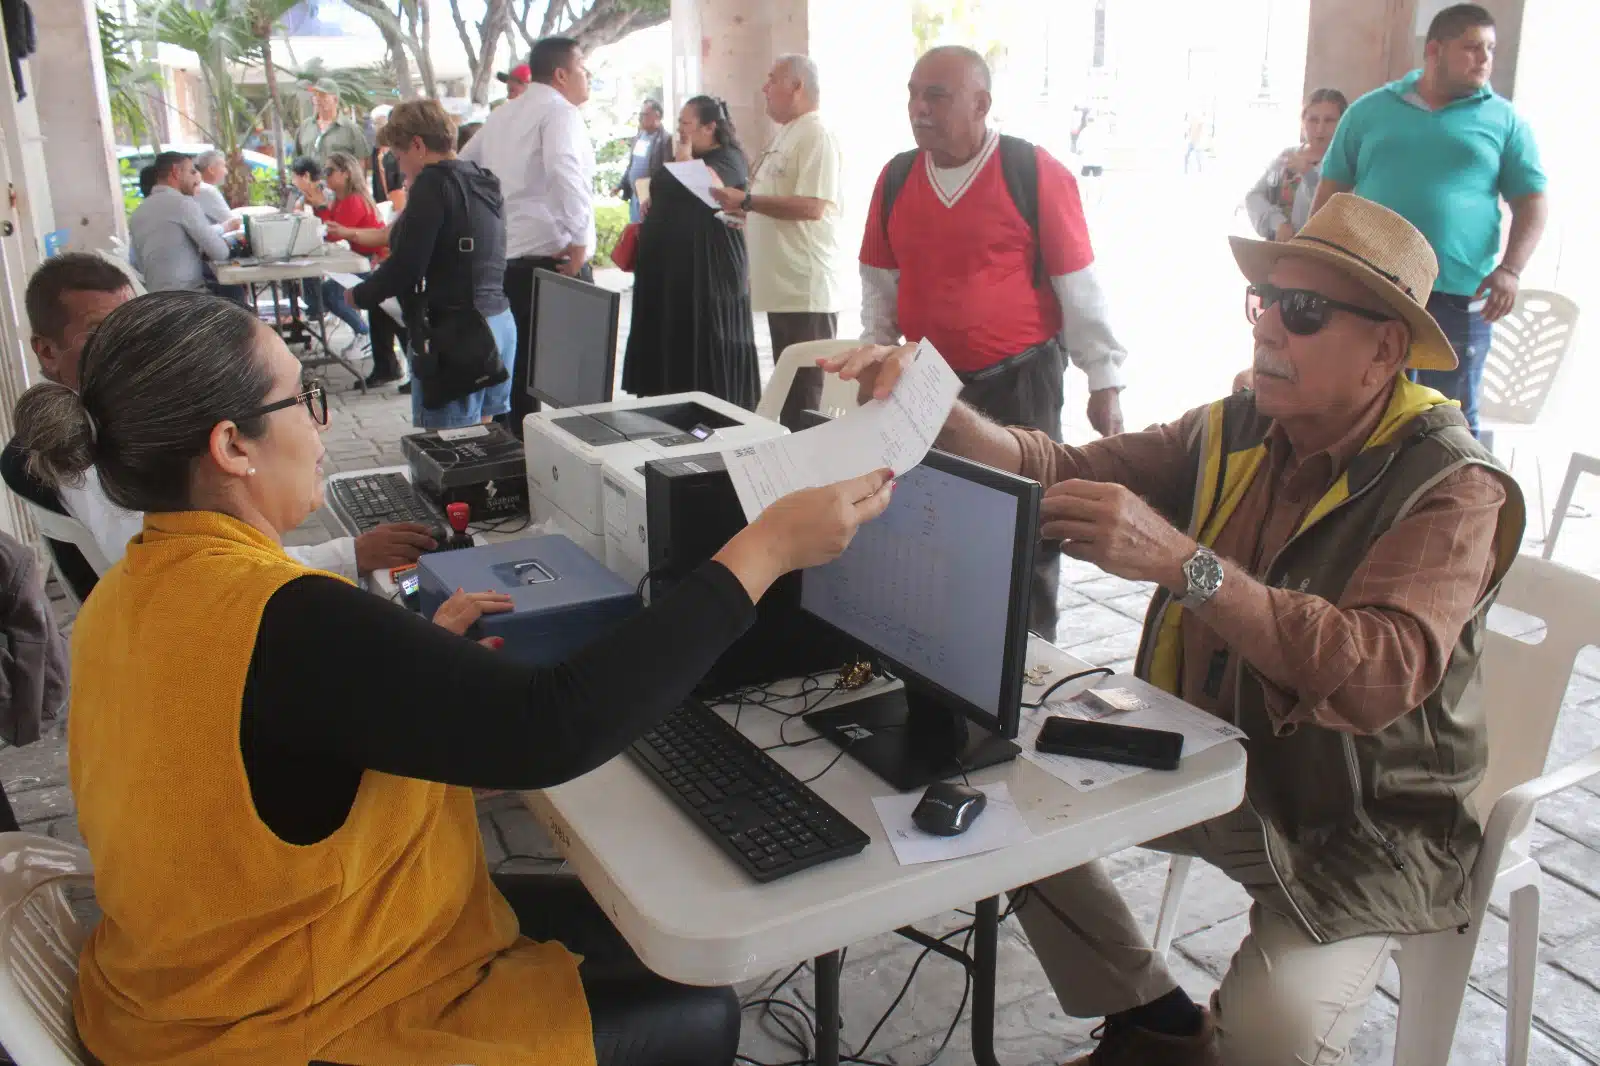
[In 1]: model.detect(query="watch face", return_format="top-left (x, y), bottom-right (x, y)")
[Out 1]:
top-left (1187, 550), bottom-right (1223, 594)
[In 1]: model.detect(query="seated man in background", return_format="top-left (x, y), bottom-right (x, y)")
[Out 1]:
top-left (192, 150), bottom-right (236, 226)
top-left (2, 255), bottom-right (437, 585)
top-left (829, 194), bottom-right (1524, 1066)
top-left (128, 152), bottom-right (242, 299)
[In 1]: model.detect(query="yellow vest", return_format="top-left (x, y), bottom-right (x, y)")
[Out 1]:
top-left (70, 510), bottom-right (593, 1066)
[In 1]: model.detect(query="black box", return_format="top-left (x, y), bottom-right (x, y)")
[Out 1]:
top-left (402, 424), bottom-right (528, 521)
top-left (645, 451), bottom-right (858, 697)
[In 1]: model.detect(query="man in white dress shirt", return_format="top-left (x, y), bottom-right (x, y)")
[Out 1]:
top-left (460, 35), bottom-right (596, 432)
top-left (192, 150), bottom-right (236, 227)
top-left (3, 256), bottom-right (437, 587)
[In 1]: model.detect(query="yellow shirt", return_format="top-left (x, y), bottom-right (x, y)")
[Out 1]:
top-left (746, 110), bottom-right (846, 314)
top-left (69, 510), bottom-right (593, 1066)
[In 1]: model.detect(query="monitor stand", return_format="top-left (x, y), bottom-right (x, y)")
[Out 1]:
top-left (804, 682), bottom-right (1020, 792)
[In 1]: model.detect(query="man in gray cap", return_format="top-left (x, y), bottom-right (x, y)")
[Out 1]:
top-left (294, 80), bottom-right (369, 163)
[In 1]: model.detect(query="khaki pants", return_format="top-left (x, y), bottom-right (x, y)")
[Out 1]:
top-left (1013, 807), bottom-right (1396, 1066)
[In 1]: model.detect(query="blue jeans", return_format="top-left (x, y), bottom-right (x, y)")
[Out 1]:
top-left (411, 308), bottom-right (517, 429)
top-left (306, 277), bottom-right (369, 336)
top-left (1413, 292), bottom-right (1492, 436)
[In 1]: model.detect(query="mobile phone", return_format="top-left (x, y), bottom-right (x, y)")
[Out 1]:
top-left (1035, 716), bottom-right (1183, 771)
top-left (393, 567), bottom-right (422, 612)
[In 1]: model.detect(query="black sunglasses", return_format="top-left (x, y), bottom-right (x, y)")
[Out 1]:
top-left (1246, 283), bottom-right (1395, 336)
top-left (237, 383), bottom-right (328, 427)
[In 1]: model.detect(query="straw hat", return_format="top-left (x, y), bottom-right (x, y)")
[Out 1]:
top-left (1228, 193), bottom-right (1457, 371)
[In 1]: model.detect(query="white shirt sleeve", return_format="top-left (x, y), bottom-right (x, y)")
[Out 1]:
top-left (1051, 264), bottom-right (1127, 393)
top-left (541, 107), bottom-right (594, 252)
top-left (57, 470), bottom-right (145, 568)
top-left (286, 537), bottom-right (360, 581)
top-left (458, 130), bottom-right (485, 166)
top-left (859, 265), bottom-right (902, 344)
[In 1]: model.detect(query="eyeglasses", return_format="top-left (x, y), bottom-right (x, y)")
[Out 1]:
top-left (1246, 283), bottom-right (1395, 336)
top-left (236, 382), bottom-right (328, 427)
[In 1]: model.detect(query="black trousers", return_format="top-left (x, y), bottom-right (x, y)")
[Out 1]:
top-left (766, 311), bottom-right (839, 430)
top-left (504, 257), bottom-right (595, 436)
top-left (960, 342), bottom-right (1066, 643)
top-left (311, 874), bottom-right (740, 1066)
top-left (368, 306), bottom-right (404, 382)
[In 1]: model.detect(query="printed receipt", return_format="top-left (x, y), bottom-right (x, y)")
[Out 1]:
top-left (722, 338), bottom-right (963, 521)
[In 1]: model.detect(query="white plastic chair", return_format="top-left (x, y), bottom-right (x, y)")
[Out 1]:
top-left (14, 499), bottom-right (109, 609)
top-left (0, 832), bottom-right (96, 1065)
top-left (93, 247), bottom-right (145, 298)
top-left (1477, 290), bottom-right (1580, 540)
top-left (1543, 451), bottom-right (1600, 561)
top-left (755, 339), bottom-right (867, 425)
top-left (1149, 555), bottom-right (1600, 1066)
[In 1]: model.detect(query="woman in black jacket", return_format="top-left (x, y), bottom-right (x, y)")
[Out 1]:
top-left (351, 100), bottom-right (515, 429)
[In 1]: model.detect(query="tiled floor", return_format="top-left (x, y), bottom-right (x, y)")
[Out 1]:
top-left (11, 273), bottom-right (1600, 1064)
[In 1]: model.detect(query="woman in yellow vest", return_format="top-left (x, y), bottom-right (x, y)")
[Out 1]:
top-left (12, 290), bottom-right (894, 1066)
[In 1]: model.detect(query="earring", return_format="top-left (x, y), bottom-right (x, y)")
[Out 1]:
top-left (247, 467), bottom-right (257, 476)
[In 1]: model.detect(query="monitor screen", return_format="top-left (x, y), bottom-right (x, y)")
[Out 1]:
top-left (530, 269), bottom-right (620, 408)
top-left (799, 453), bottom-right (1032, 729)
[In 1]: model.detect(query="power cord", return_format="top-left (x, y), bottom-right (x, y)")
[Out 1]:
top-left (1021, 666), bottom-right (1115, 710)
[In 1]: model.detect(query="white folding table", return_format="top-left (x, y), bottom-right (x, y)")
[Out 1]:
top-left (217, 249), bottom-right (372, 390)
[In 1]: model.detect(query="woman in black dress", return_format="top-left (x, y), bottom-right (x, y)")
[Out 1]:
top-left (622, 96), bottom-right (760, 409)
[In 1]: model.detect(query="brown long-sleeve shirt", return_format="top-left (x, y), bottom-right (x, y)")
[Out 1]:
top-left (1011, 390), bottom-right (1507, 735)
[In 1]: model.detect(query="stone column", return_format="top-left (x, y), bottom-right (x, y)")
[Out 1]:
top-left (1305, 0), bottom-right (1526, 103)
top-left (31, 0), bottom-right (128, 252)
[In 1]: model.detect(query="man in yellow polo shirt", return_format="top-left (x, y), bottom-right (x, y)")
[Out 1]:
top-left (711, 54), bottom-right (845, 427)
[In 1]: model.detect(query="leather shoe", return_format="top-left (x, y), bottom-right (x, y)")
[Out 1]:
top-left (1064, 1010), bottom-right (1219, 1065)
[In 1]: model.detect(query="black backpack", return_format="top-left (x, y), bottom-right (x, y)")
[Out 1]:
top-left (878, 133), bottom-right (1047, 287)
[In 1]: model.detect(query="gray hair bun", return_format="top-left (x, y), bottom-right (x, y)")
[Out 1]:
top-left (13, 382), bottom-right (97, 490)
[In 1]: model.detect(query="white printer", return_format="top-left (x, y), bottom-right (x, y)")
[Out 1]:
top-left (523, 392), bottom-right (786, 571)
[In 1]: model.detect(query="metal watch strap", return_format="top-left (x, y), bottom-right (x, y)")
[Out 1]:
top-left (1180, 547), bottom-right (1223, 609)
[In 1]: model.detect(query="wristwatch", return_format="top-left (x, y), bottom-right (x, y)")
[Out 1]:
top-left (1180, 547), bottom-right (1224, 609)
top-left (740, 191), bottom-right (753, 212)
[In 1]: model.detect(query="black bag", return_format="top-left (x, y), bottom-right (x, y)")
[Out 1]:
top-left (405, 165), bottom-right (508, 410)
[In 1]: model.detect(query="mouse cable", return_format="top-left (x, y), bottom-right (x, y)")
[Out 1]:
top-left (1021, 666), bottom-right (1115, 709)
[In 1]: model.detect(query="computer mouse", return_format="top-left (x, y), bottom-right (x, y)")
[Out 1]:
top-left (911, 781), bottom-right (987, 837)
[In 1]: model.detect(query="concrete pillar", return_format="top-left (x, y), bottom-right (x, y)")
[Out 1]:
top-left (31, 0), bottom-right (128, 252)
top-left (670, 0), bottom-right (914, 320)
top-left (1305, 0), bottom-right (1526, 103)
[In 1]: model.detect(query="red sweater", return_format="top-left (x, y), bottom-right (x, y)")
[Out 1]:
top-left (316, 195), bottom-right (388, 262)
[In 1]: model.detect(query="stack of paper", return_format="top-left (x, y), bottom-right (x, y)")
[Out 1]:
top-left (722, 338), bottom-right (963, 522)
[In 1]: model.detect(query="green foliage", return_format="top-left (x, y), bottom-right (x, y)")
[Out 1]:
top-left (99, 8), bottom-right (161, 142)
top-left (118, 159), bottom-right (144, 218)
top-left (289, 58), bottom-right (380, 115)
top-left (911, 0), bottom-right (1007, 65)
top-left (593, 136), bottom-right (631, 197)
top-left (592, 199), bottom-right (630, 267)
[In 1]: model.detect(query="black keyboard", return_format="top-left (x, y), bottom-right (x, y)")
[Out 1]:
top-left (629, 700), bottom-right (870, 882)
top-left (327, 472), bottom-right (443, 536)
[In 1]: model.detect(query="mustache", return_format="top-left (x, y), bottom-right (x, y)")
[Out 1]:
top-left (1253, 350), bottom-right (1295, 379)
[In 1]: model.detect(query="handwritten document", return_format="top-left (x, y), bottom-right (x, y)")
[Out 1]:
top-left (663, 160), bottom-right (723, 211)
top-left (722, 338), bottom-right (963, 521)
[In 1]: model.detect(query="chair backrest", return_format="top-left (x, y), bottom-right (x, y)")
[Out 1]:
top-left (16, 500), bottom-right (110, 583)
top-left (1471, 555), bottom-right (1600, 832)
top-left (1479, 289), bottom-right (1580, 425)
top-left (755, 339), bottom-right (866, 425)
top-left (94, 248), bottom-right (145, 298)
top-left (0, 832), bottom-right (95, 1066)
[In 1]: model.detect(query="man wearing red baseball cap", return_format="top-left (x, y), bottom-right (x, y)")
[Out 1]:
top-left (497, 63), bottom-right (531, 100)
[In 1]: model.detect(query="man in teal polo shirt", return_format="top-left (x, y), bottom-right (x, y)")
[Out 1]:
top-left (1313, 2), bottom-right (1548, 436)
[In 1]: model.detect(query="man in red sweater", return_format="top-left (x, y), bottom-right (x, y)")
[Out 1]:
top-left (858, 46), bottom-right (1130, 641)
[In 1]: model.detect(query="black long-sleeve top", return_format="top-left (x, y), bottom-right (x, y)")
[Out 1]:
top-left (240, 561), bottom-right (755, 845)
top-left (351, 158), bottom-right (511, 318)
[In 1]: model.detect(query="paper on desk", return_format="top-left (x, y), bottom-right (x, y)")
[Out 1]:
top-left (326, 271), bottom-right (404, 325)
top-left (664, 160), bottom-right (723, 210)
top-left (722, 338), bottom-right (962, 521)
top-left (327, 271), bottom-right (365, 290)
top-left (1019, 673), bottom-right (1246, 792)
top-left (873, 782), bottom-right (1034, 866)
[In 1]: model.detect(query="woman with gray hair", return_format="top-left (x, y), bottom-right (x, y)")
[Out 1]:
top-left (12, 289), bottom-right (891, 1066)
top-left (192, 149), bottom-right (235, 226)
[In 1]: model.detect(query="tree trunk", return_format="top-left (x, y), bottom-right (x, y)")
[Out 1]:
top-left (539, 0), bottom-right (563, 36)
top-left (455, 0), bottom-right (510, 105)
top-left (535, 0), bottom-right (669, 53)
top-left (415, 0), bottom-right (437, 97)
top-left (223, 151), bottom-right (252, 208)
top-left (388, 30), bottom-right (417, 97)
top-left (257, 35), bottom-right (289, 200)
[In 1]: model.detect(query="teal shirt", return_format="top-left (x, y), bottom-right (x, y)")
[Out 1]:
top-left (1320, 70), bottom-right (1546, 296)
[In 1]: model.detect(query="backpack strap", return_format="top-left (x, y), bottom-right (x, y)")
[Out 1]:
top-left (877, 149), bottom-right (920, 248)
top-left (996, 134), bottom-right (1045, 287)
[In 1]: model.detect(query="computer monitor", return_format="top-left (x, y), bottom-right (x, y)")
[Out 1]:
top-left (799, 447), bottom-right (1040, 791)
top-left (529, 268), bottom-right (620, 409)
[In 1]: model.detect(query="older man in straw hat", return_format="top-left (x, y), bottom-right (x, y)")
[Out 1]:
top-left (827, 193), bottom-right (1524, 1065)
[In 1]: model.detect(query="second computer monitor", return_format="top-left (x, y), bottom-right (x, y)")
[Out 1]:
top-left (529, 268), bottom-right (619, 408)
top-left (799, 448), bottom-right (1040, 790)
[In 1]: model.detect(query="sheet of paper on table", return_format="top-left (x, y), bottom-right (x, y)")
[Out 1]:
top-left (722, 337), bottom-right (962, 522)
top-left (663, 160), bottom-right (723, 211)
top-left (873, 782), bottom-right (1034, 866)
top-left (1018, 673), bottom-right (1246, 792)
